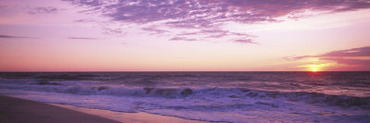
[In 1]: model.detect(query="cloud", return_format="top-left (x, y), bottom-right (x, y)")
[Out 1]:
top-left (62, 0), bottom-right (370, 43)
top-left (74, 18), bottom-right (96, 23)
top-left (0, 34), bottom-right (38, 39)
top-left (68, 37), bottom-right (100, 40)
top-left (63, 0), bottom-right (370, 24)
top-left (323, 57), bottom-right (370, 65)
top-left (291, 46), bottom-right (370, 70)
top-left (175, 29), bottom-right (255, 43)
top-left (294, 46), bottom-right (370, 60)
top-left (170, 37), bottom-right (197, 41)
top-left (321, 46), bottom-right (370, 57)
top-left (233, 39), bottom-right (257, 44)
top-left (27, 7), bottom-right (59, 15)
top-left (141, 26), bottom-right (169, 35)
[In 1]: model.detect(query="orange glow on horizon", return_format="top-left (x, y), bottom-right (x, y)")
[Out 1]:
top-left (311, 67), bottom-right (318, 72)
top-left (308, 64), bottom-right (320, 72)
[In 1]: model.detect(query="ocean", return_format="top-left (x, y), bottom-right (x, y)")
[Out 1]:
top-left (0, 72), bottom-right (369, 122)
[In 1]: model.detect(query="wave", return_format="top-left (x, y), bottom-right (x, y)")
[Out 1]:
top-left (40, 85), bottom-right (370, 109)
top-left (1, 79), bottom-right (369, 109)
top-left (61, 85), bottom-right (194, 98)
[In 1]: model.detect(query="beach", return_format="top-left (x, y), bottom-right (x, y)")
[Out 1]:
top-left (0, 72), bottom-right (369, 122)
top-left (0, 95), bottom-right (205, 123)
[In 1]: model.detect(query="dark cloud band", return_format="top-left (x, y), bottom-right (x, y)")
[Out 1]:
top-left (68, 37), bottom-right (100, 40)
top-left (0, 34), bottom-right (38, 39)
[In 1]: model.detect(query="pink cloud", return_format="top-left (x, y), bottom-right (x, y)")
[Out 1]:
top-left (170, 37), bottom-right (197, 41)
top-left (27, 6), bottom-right (59, 15)
top-left (291, 46), bottom-right (370, 70)
top-left (62, 0), bottom-right (370, 43)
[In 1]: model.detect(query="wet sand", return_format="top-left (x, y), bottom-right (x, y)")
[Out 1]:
top-left (51, 104), bottom-right (204, 123)
top-left (0, 95), bottom-right (205, 123)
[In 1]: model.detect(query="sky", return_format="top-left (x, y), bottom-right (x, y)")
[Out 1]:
top-left (0, 0), bottom-right (370, 72)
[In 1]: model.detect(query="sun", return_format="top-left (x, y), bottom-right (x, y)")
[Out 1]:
top-left (308, 64), bottom-right (320, 72)
top-left (311, 67), bottom-right (318, 72)
top-left (302, 63), bottom-right (335, 72)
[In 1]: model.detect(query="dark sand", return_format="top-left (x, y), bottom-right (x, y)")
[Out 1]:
top-left (0, 95), bottom-right (205, 123)
top-left (0, 95), bottom-right (119, 123)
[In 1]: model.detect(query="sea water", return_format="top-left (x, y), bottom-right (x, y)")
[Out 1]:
top-left (0, 72), bottom-right (369, 122)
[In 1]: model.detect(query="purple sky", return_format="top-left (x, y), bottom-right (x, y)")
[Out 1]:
top-left (0, 0), bottom-right (370, 71)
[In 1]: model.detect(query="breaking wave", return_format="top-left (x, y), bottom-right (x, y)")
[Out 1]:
top-left (1, 79), bottom-right (368, 109)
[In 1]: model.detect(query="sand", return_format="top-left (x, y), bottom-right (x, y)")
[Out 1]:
top-left (0, 95), bottom-right (205, 123)
top-left (50, 104), bottom-right (204, 123)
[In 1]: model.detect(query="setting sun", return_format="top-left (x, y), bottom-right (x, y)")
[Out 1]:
top-left (311, 67), bottom-right (319, 72)
top-left (300, 63), bottom-right (336, 72)
top-left (306, 64), bottom-right (321, 72)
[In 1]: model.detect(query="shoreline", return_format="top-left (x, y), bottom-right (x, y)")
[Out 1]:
top-left (49, 103), bottom-right (206, 123)
top-left (0, 95), bottom-right (205, 123)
